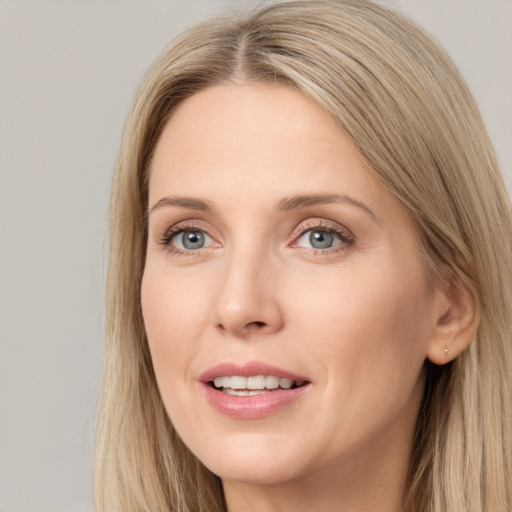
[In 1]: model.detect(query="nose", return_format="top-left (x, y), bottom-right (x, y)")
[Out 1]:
top-left (211, 248), bottom-right (284, 338)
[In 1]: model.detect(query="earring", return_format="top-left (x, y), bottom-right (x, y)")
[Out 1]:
top-left (442, 348), bottom-right (450, 357)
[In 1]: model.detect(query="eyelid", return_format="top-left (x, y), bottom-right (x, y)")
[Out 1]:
top-left (291, 218), bottom-right (354, 242)
top-left (157, 220), bottom-right (220, 254)
top-left (289, 218), bottom-right (355, 253)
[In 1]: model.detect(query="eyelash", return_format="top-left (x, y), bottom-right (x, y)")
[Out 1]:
top-left (157, 219), bottom-right (355, 255)
top-left (292, 220), bottom-right (354, 254)
top-left (158, 222), bottom-right (209, 255)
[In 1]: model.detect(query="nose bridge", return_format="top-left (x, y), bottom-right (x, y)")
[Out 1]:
top-left (211, 237), bottom-right (283, 336)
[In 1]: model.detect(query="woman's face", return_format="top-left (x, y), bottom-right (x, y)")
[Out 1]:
top-left (142, 84), bottom-right (444, 488)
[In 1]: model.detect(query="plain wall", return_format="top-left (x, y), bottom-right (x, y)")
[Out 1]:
top-left (0, 1), bottom-right (510, 511)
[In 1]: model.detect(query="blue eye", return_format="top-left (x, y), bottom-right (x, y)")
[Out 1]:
top-left (171, 230), bottom-right (213, 250)
top-left (308, 230), bottom-right (335, 249)
top-left (296, 228), bottom-right (349, 250)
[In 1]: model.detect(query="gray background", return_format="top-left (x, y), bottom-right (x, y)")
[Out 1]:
top-left (1, 1), bottom-right (510, 511)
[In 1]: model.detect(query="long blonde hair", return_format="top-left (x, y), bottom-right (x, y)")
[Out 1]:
top-left (94, 1), bottom-right (512, 510)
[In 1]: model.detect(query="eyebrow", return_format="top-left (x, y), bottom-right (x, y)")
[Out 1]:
top-left (148, 196), bottom-right (214, 215)
top-left (148, 193), bottom-right (377, 221)
top-left (276, 194), bottom-right (377, 221)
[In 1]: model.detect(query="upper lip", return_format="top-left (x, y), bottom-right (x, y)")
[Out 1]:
top-left (199, 361), bottom-right (309, 383)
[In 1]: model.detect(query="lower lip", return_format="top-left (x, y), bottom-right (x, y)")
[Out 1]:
top-left (202, 383), bottom-right (311, 419)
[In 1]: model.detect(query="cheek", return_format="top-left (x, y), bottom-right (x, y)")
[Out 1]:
top-left (289, 262), bottom-right (433, 390)
top-left (140, 265), bottom-right (216, 439)
top-left (140, 265), bottom-right (211, 377)
top-left (283, 266), bottom-right (432, 457)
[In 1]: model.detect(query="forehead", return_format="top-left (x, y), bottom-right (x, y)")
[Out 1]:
top-left (149, 84), bottom-right (382, 205)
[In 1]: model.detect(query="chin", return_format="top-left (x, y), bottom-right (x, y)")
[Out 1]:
top-left (209, 459), bottom-right (304, 487)
top-left (189, 433), bottom-right (310, 485)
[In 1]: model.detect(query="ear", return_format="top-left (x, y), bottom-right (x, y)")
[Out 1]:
top-left (426, 279), bottom-right (478, 365)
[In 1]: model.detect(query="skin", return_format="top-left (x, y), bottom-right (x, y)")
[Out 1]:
top-left (141, 84), bottom-right (467, 512)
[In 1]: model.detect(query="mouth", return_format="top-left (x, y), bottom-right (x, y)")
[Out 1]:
top-left (211, 375), bottom-right (308, 396)
top-left (200, 362), bottom-right (311, 418)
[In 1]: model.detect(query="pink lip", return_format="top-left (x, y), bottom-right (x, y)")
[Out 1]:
top-left (199, 361), bottom-right (311, 419)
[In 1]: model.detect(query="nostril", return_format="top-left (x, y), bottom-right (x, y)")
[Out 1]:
top-left (243, 321), bottom-right (267, 331)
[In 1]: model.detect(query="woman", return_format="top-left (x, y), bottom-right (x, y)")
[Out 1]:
top-left (94, 1), bottom-right (512, 510)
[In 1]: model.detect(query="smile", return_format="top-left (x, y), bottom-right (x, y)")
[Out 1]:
top-left (200, 363), bottom-right (311, 418)
top-left (212, 375), bottom-right (307, 395)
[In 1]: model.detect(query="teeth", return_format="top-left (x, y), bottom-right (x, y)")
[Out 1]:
top-left (230, 376), bottom-right (246, 389)
top-left (279, 378), bottom-right (293, 389)
top-left (247, 375), bottom-right (266, 389)
top-left (266, 375), bottom-right (279, 389)
top-left (212, 375), bottom-right (305, 391)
